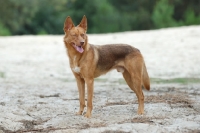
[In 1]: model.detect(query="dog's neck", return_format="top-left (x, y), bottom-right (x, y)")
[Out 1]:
top-left (66, 37), bottom-right (90, 66)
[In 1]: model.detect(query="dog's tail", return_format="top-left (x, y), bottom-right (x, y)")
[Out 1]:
top-left (142, 63), bottom-right (150, 91)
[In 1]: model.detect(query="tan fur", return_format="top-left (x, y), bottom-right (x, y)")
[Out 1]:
top-left (63, 15), bottom-right (150, 118)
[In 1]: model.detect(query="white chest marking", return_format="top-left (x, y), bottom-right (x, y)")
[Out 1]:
top-left (73, 66), bottom-right (80, 73)
top-left (72, 56), bottom-right (80, 73)
top-left (117, 67), bottom-right (124, 73)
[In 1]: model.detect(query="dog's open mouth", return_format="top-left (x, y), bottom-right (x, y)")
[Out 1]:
top-left (73, 44), bottom-right (84, 53)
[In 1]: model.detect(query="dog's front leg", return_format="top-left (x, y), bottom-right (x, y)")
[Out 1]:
top-left (74, 74), bottom-right (85, 115)
top-left (84, 78), bottom-right (94, 118)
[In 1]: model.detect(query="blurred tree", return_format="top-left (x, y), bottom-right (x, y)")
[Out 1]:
top-left (109, 0), bottom-right (156, 30)
top-left (172, 0), bottom-right (200, 21)
top-left (30, 0), bottom-right (68, 34)
top-left (0, 0), bottom-right (68, 35)
top-left (0, 0), bottom-right (39, 34)
top-left (0, 22), bottom-right (11, 36)
top-left (0, 0), bottom-right (199, 35)
top-left (151, 0), bottom-right (179, 28)
top-left (184, 8), bottom-right (200, 25)
top-left (66, 0), bottom-right (121, 33)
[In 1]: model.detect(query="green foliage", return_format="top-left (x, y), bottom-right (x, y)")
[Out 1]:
top-left (108, 0), bottom-right (156, 31)
top-left (0, 72), bottom-right (5, 78)
top-left (151, 78), bottom-right (200, 85)
top-left (0, 0), bottom-right (199, 35)
top-left (184, 8), bottom-right (200, 25)
top-left (152, 0), bottom-right (179, 28)
top-left (30, 0), bottom-right (66, 34)
top-left (66, 0), bottom-right (122, 33)
top-left (0, 0), bottom-right (39, 35)
top-left (0, 22), bottom-right (11, 36)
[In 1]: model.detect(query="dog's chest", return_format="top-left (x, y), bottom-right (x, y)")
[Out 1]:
top-left (71, 56), bottom-right (81, 73)
top-left (73, 66), bottom-right (80, 73)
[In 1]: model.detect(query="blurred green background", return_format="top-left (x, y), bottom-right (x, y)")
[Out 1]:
top-left (0, 0), bottom-right (200, 36)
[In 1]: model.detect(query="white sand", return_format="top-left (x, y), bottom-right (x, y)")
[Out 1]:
top-left (0, 26), bottom-right (200, 132)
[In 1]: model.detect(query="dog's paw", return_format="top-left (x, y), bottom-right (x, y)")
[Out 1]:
top-left (137, 110), bottom-right (144, 115)
top-left (84, 112), bottom-right (91, 118)
top-left (76, 111), bottom-right (83, 115)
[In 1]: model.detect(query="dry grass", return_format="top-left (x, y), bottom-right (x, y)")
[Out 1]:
top-left (101, 130), bottom-right (131, 133)
top-left (105, 93), bottom-right (193, 109)
top-left (117, 115), bottom-right (167, 125)
top-left (0, 126), bottom-right (12, 133)
top-left (39, 93), bottom-right (60, 98)
top-left (187, 129), bottom-right (200, 133)
top-left (131, 115), bottom-right (167, 124)
top-left (145, 93), bottom-right (193, 108)
top-left (105, 101), bottom-right (130, 106)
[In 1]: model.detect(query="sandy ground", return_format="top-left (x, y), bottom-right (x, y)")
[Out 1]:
top-left (0, 26), bottom-right (200, 132)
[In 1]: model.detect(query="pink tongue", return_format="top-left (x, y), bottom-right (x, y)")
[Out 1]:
top-left (75, 45), bottom-right (84, 53)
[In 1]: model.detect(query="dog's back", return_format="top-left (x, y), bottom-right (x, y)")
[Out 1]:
top-left (95, 44), bottom-right (140, 72)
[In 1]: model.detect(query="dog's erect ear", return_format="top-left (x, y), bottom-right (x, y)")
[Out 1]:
top-left (78, 15), bottom-right (87, 31)
top-left (64, 16), bottom-right (75, 32)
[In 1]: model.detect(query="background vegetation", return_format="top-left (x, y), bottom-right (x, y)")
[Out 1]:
top-left (0, 0), bottom-right (200, 35)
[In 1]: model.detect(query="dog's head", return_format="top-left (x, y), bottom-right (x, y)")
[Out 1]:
top-left (63, 15), bottom-right (87, 53)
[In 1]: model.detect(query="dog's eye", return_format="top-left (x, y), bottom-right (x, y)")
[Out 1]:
top-left (71, 33), bottom-right (77, 37)
top-left (81, 34), bottom-right (84, 37)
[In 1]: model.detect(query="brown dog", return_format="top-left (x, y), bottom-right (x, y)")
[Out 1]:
top-left (63, 15), bottom-right (150, 118)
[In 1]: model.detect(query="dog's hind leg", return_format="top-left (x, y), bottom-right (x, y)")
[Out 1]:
top-left (123, 62), bottom-right (144, 115)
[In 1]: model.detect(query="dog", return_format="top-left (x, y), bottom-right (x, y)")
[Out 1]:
top-left (63, 15), bottom-right (150, 118)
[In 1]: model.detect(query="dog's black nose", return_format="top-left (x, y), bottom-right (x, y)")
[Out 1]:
top-left (80, 42), bottom-right (84, 46)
